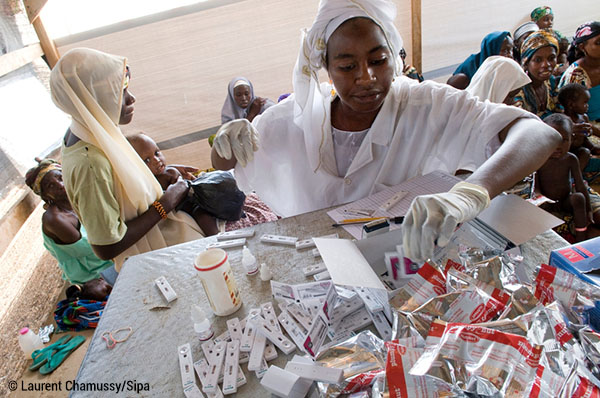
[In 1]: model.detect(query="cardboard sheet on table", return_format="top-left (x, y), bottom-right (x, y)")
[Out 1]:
top-left (314, 237), bottom-right (386, 291)
top-left (478, 194), bottom-right (563, 246)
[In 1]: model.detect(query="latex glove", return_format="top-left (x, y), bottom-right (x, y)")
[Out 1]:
top-left (213, 119), bottom-right (259, 167)
top-left (402, 181), bottom-right (490, 261)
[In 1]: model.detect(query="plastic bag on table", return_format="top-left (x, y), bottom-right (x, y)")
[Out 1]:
top-left (188, 171), bottom-right (246, 221)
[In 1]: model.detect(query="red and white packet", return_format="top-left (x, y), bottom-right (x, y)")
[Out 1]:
top-left (390, 262), bottom-right (446, 312)
top-left (384, 341), bottom-right (450, 398)
top-left (411, 320), bottom-right (543, 396)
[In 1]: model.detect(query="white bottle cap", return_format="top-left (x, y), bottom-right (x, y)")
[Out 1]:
top-left (259, 263), bottom-right (272, 281)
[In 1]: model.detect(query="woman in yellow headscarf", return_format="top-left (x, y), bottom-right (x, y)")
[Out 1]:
top-left (51, 48), bottom-right (203, 270)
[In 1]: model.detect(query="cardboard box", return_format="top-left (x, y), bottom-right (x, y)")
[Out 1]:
top-left (549, 237), bottom-right (600, 287)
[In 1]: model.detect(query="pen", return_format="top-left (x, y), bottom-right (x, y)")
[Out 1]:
top-left (332, 216), bottom-right (404, 227)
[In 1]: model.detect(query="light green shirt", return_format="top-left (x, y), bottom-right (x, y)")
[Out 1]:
top-left (61, 141), bottom-right (127, 246)
top-left (42, 224), bottom-right (113, 284)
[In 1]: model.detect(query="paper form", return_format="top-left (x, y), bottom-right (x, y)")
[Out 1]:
top-left (328, 172), bottom-right (459, 239)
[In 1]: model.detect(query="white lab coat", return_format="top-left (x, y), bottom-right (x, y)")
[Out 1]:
top-left (235, 77), bottom-right (535, 217)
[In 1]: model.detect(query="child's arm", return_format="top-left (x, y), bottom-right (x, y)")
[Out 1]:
top-left (570, 154), bottom-right (593, 220)
top-left (169, 164), bottom-right (199, 180)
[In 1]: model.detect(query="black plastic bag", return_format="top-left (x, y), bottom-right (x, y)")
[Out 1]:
top-left (188, 171), bottom-right (246, 221)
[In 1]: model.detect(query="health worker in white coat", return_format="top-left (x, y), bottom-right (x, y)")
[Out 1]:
top-left (210, 0), bottom-right (560, 262)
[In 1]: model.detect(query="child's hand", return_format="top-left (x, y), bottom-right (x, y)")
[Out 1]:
top-left (574, 122), bottom-right (593, 137)
top-left (171, 165), bottom-right (198, 180)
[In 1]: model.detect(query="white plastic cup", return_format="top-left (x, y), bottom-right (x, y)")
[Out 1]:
top-left (18, 327), bottom-right (43, 357)
top-left (194, 248), bottom-right (242, 316)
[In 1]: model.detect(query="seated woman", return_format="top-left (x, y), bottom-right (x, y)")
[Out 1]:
top-left (559, 22), bottom-right (600, 125)
top-left (447, 31), bottom-right (514, 89)
top-left (25, 159), bottom-right (114, 285)
top-left (221, 77), bottom-right (275, 123)
top-left (51, 48), bottom-right (204, 269)
top-left (400, 47), bottom-right (423, 82)
top-left (513, 30), bottom-right (560, 118)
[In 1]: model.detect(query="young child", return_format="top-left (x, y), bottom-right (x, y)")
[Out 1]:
top-left (537, 114), bottom-right (593, 242)
top-left (127, 133), bottom-right (219, 236)
top-left (558, 83), bottom-right (600, 170)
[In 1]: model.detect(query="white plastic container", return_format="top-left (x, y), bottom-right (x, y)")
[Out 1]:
top-left (18, 327), bottom-right (43, 357)
top-left (241, 246), bottom-right (258, 275)
top-left (194, 248), bottom-right (242, 316)
top-left (191, 305), bottom-right (214, 341)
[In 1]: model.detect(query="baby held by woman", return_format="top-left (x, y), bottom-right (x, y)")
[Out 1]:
top-left (127, 133), bottom-right (219, 236)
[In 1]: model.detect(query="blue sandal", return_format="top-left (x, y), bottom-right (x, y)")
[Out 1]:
top-left (29, 335), bottom-right (72, 371)
top-left (39, 335), bottom-right (86, 374)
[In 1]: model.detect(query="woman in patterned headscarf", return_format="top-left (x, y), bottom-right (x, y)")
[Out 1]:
top-left (514, 30), bottom-right (560, 118)
top-left (559, 22), bottom-right (600, 123)
top-left (531, 6), bottom-right (554, 30)
top-left (25, 159), bottom-right (114, 284)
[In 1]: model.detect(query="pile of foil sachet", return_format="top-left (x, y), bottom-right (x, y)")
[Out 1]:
top-left (300, 250), bottom-right (600, 397)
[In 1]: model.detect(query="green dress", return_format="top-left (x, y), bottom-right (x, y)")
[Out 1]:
top-left (42, 224), bottom-right (113, 284)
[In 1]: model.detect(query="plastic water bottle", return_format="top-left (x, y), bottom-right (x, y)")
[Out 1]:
top-left (18, 327), bottom-right (43, 357)
top-left (241, 246), bottom-right (258, 275)
top-left (191, 305), bottom-right (213, 341)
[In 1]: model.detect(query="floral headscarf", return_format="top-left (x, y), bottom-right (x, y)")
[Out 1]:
top-left (573, 21), bottom-right (600, 45)
top-left (530, 6), bottom-right (553, 22)
top-left (520, 29), bottom-right (558, 67)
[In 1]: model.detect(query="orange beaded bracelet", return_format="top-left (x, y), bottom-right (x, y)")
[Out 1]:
top-left (152, 201), bottom-right (168, 219)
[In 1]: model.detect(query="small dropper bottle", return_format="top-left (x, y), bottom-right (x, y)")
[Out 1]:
top-left (241, 246), bottom-right (258, 275)
top-left (191, 305), bottom-right (213, 341)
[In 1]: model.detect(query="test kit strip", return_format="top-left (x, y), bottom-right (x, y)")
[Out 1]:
top-left (206, 238), bottom-right (246, 249)
top-left (203, 341), bottom-right (226, 393)
top-left (222, 340), bottom-right (240, 395)
top-left (255, 317), bottom-right (296, 354)
top-left (260, 234), bottom-right (298, 246)
top-left (295, 233), bottom-right (339, 250)
top-left (216, 229), bottom-right (255, 240)
top-left (354, 287), bottom-right (384, 313)
top-left (313, 270), bottom-right (331, 281)
top-left (311, 248), bottom-right (320, 257)
top-left (366, 307), bottom-right (393, 340)
top-left (240, 309), bottom-right (261, 352)
top-left (194, 359), bottom-right (224, 398)
top-left (278, 310), bottom-right (308, 351)
top-left (260, 302), bottom-right (281, 332)
top-left (380, 191), bottom-right (408, 211)
top-left (178, 344), bottom-right (203, 398)
top-left (226, 317), bottom-right (249, 363)
top-left (155, 276), bottom-right (177, 303)
top-left (280, 302), bottom-right (313, 330)
top-left (248, 317), bottom-right (267, 371)
top-left (303, 262), bottom-right (328, 277)
top-left (284, 362), bottom-right (344, 384)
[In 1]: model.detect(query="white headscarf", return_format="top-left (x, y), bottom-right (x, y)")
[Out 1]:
top-left (292, 0), bottom-right (403, 173)
top-left (466, 56), bottom-right (531, 104)
top-left (51, 48), bottom-right (201, 267)
top-left (221, 77), bottom-right (255, 123)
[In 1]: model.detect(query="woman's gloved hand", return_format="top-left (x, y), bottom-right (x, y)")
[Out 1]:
top-left (213, 119), bottom-right (259, 167)
top-left (402, 181), bottom-right (490, 261)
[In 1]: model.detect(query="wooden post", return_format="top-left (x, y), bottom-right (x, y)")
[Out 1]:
top-left (410, 0), bottom-right (422, 73)
top-left (23, 0), bottom-right (60, 68)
